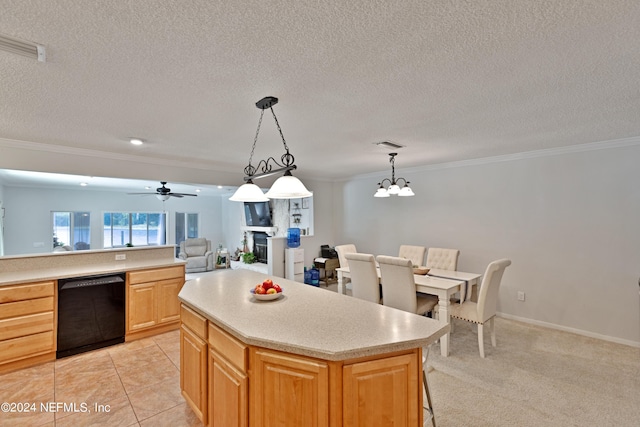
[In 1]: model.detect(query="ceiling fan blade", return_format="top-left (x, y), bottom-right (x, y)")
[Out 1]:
top-left (169, 194), bottom-right (184, 198)
top-left (172, 193), bottom-right (197, 197)
top-left (127, 192), bottom-right (155, 195)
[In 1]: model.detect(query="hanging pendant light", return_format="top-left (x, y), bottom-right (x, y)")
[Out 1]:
top-left (373, 153), bottom-right (415, 198)
top-left (229, 96), bottom-right (312, 201)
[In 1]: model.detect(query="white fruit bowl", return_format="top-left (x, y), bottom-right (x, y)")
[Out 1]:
top-left (250, 288), bottom-right (283, 301)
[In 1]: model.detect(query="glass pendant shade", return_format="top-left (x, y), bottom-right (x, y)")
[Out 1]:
top-left (387, 184), bottom-right (401, 195)
top-left (374, 187), bottom-right (389, 198)
top-left (156, 194), bottom-right (171, 201)
top-left (229, 182), bottom-right (269, 202)
top-left (398, 185), bottom-right (415, 197)
top-left (265, 173), bottom-right (312, 199)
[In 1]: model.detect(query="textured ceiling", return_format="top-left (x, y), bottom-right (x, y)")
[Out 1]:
top-left (1, 0), bottom-right (639, 185)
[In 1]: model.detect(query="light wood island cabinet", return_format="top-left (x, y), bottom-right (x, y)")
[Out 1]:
top-left (179, 269), bottom-right (448, 427)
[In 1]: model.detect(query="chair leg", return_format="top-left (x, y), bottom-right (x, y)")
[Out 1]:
top-left (477, 323), bottom-right (485, 358)
top-left (422, 347), bottom-right (436, 427)
top-left (490, 317), bottom-right (496, 347)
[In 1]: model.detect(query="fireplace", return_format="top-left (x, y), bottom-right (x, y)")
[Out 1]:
top-left (253, 232), bottom-right (268, 264)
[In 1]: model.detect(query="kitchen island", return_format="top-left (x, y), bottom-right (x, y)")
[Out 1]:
top-left (178, 269), bottom-right (448, 426)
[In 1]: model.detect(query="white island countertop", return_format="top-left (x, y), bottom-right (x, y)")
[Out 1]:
top-left (179, 269), bottom-right (449, 361)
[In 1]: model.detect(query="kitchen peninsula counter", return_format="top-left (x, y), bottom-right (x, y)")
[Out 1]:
top-left (178, 269), bottom-right (448, 426)
top-left (0, 246), bottom-right (185, 287)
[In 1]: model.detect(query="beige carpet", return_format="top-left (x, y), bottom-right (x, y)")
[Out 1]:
top-left (426, 317), bottom-right (640, 427)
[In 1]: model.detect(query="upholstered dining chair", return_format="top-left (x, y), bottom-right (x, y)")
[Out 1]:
top-left (398, 245), bottom-right (427, 267)
top-left (425, 248), bottom-right (460, 271)
top-left (345, 253), bottom-right (381, 304)
top-left (449, 259), bottom-right (511, 358)
top-left (335, 244), bottom-right (357, 270)
top-left (377, 255), bottom-right (439, 427)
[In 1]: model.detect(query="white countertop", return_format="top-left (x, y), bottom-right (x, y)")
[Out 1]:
top-left (178, 269), bottom-right (449, 361)
top-left (0, 258), bottom-right (186, 287)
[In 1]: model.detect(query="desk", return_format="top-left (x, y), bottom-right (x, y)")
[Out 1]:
top-left (314, 257), bottom-right (340, 284)
top-left (336, 266), bottom-right (466, 357)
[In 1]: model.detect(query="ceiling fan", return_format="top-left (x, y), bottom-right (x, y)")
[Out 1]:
top-left (128, 181), bottom-right (197, 201)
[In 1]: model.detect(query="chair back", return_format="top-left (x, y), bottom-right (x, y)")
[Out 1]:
top-left (335, 244), bottom-right (357, 269)
top-left (181, 238), bottom-right (210, 257)
top-left (398, 245), bottom-right (426, 267)
top-left (477, 259), bottom-right (512, 322)
top-left (425, 248), bottom-right (460, 270)
top-left (345, 253), bottom-right (380, 303)
top-left (377, 255), bottom-right (417, 313)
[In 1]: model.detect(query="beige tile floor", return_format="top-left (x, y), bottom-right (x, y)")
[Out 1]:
top-left (0, 330), bottom-right (204, 427)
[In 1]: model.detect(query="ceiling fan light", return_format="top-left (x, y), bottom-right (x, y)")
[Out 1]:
top-left (265, 174), bottom-right (312, 199)
top-left (229, 182), bottom-right (269, 202)
top-left (398, 185), bottom-right (415, 197)
top-left (156, 194), bottom-right (170, 201)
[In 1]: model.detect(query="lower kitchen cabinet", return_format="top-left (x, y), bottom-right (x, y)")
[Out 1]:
top-left (251, 348), bottom-right (329, 427)
top-left (0, 281), bottom-right (56, 373)
top-left (343, 353), bottom-right (420, 427)
top-left (209, 347), bottom-right (248, 427)
top-left (181, 323), bottom-right (208, 423)
top-left (127, 265), bottom-right (185, 338)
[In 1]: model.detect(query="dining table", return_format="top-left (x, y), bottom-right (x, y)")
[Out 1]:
top-left (336, 265), bottom-right (481, 357)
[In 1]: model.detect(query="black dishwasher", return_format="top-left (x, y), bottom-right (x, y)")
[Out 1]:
top-left (57, 272), bottom-right (126, 358)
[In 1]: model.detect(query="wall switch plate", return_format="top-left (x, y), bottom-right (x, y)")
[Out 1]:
top-left (517, 291), bottom-right (525, 301)
top-left (115, 254), bottom-right (126, 260)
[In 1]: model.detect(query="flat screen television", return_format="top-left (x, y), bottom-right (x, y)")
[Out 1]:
top-left (244, 202), bottom-right (272, 227)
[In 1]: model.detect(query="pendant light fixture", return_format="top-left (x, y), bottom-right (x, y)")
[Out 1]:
top-left (374, 153), bottom-right (415, 198)
top-left (229, 96), bottom-right (312, 201)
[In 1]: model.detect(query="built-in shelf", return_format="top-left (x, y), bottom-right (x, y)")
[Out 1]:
top-left (240, 226), bottom-right (278, 237)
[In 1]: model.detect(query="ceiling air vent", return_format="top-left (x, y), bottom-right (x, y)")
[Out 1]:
top-left (374, 141), bottom-right (405, 150)
top-left (0, 33), bottom-right (46, 62)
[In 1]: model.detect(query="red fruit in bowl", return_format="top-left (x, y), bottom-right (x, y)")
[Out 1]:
top-left (255, 286), bottom-right (266, 295)
top-left (272, 284), bottom-right (282, 293)
top-left (262, 279), bottom-right (274, 290)
top-left (266, 288), bottom-right (277, 294)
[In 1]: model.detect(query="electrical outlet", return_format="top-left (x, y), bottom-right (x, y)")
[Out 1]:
top-left (517, 291), bottom-right (525, 301)
top-left (115, 254), bottom-right (126, 261)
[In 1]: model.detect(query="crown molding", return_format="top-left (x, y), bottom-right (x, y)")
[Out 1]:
top-left (350, 136), bottom-right (640, 181)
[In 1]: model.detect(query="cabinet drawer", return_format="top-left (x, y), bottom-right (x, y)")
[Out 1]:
top-left (0, 330), bottom-right (54, 364)
top-left (208, 322), bottom-right (247, 372)
top-left (0, 312), bottom-right (54, 341)
top-left (0, 297), bottom-right (54, 320)
top-left (181, 304), bottom-right (207, 339)
top-left (128, 266), bottom-right (185, 285)
top-left (0, 281), bottom-right (55, 304)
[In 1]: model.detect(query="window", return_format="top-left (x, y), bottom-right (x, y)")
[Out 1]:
top-left (175, 212), bottom-right (199, 256)
top-left (52, 211), bottom-right (91, 250)
top-left (103, 212), bottom-right (166, 248)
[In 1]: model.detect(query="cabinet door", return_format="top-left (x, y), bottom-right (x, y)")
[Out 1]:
top-left (127, 282), bottom-right (157, 331)
top-left (157, 278), bottom-right (183, 324)
top-left (181, 325), bottom-right (208, 423)
top-left (251, 348), bottom-right (329, 427)
top-left (209, 348), bottom-right (248, 427)
top-left (343, 353), bottom-right (420, 427)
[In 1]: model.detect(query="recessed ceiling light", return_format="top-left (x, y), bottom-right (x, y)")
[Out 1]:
top-left (374, 141), bottom-right (405, 150)
top-left (79, 182), bottom-right (88, 186)
top-left (130, 138), bottom-right (144, 146)
top-left (217, 185), bottom-right (223, 189)
top-left (144, 186), bottom-right (151, 190)
top-left (196, 189), bottom-right (201, 193)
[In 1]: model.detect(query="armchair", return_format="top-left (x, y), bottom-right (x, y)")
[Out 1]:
top-left (179, 238), bottom-right (214, 273)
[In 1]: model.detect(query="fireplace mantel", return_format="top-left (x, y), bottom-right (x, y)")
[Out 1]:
top-left (241, 226), bottom-right (278, 237)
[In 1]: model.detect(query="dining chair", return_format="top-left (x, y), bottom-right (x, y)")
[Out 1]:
top-left (377, 255), bottom-right (439, 427)
top-left (335, 244), bottom-right (357, 270)
top-left (398, 245), bottom-right (427, 267)
top-left (425, 248), bottom-right (460, 271)
top-left (344, 253), bottom-right (381, 304)
top-left (449, 259), bottom-right (511, 358)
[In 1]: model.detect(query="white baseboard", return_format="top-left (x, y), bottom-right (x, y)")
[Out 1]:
top-left (497, 312), bottom-right (640, 348)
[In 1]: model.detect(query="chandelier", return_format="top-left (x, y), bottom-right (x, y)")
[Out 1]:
top-left (229, 96), bottom-right (312, 202)
top-left (374, 153), bottom-right (415, 197)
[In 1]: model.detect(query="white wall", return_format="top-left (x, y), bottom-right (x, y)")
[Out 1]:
top-left (3, 187), bottom-right (223, 256)
top-left (334, 141), bottom-right (640, 346)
